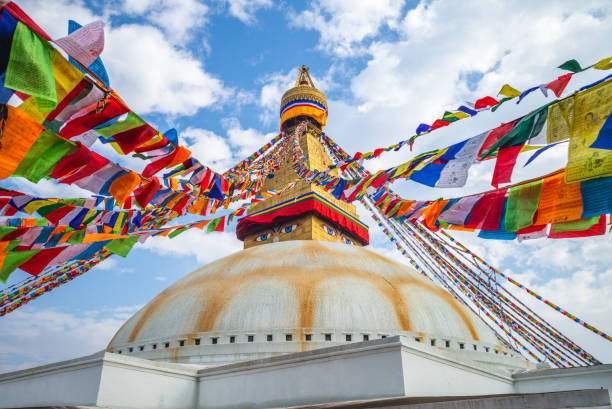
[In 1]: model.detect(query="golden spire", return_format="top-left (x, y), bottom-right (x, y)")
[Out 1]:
top-left (295, 65), bottom-right (315, 87)
top-left (280, 65), bottom-right (328, 129)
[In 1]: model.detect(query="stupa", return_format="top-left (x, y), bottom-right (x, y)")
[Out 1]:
top-left (106, 66), bottom-right (527, 371)
top-left (2, 67), bottom-right (610, 409)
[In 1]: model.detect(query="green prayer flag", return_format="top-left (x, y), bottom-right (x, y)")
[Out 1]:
top-left (505, 180), bottom-right (543, 232)
top-left (4, 22), bottom-right (57, 111)
top-left (67, 228), bottom-right (86, 244)
top-left (0, 227), bottom-right (17, 241)
top-left (12, 130), bottom-right (58, 177)
top-left (206, 218), bottom-right (221, 233)
top-left (552, 216), bottom-right (599, 232)
top-left (95, 112), bottom-right (147, 139)
top-left (558, 59), bottom-right (584, 73)
top-left (491, 97), bottom-right (513, 112)
top-left (0, 250), bottom-right (39, 283)
top-left (168, 226), bottom-right (189, 239)
top-left (105, 236), bottom-right (139, 257)
top-left (24, 137), bottom-right (78, 183)
top-left (482, 104), bottom-right (550, 156)
top-left (36, 203), bottom-right (65, 217)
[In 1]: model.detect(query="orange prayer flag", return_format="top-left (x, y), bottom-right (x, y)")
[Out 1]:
top-left (534, 171), bottom-right (583, 225)
top-left (449, 225), bottom-right (476, 232)
top-left (109, 171), bottom-right (140, 204)
top-left (396, 200), bottom-right (415, 219)
top-left (194, 220), bottom-right (211, 230)
top-left (166, 146), bottom-right (191, 169)
top-left (156, 229), bottom-right (172, 237)
top-left (0, 106), bottom-right (44, 179)
top-left (82, 233), bottom-right (128, 243)
top-left (422, 200), bottom-right (448, 229)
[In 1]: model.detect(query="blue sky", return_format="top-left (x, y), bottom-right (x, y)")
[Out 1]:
top-left (1, 0), bottom-right (611, 371)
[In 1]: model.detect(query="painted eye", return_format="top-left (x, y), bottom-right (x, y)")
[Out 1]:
top-left (255, 233), bottom-right (270, 242)
top-left (281, 224), bottom-right (299, 234)
top-left (322, 225), bottom-right (336, 236)
top-left (342, 236), bottom-right (353, 245)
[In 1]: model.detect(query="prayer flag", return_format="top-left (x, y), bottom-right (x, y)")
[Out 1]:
top-left (498, 84), bottom-right (522, 98)
top-left (474, 96), bottom-right (498, 109)
top-left (5, 22), bottom-right (57, 111)
top-left (465, 189), bottom-right (507, 230)
top-left (566, 79), bottom-right (612, 182)
top-left (545, 73), bottom-right (573, 97)
top-left (580, 175), bottom-right (612, 218)
top-left (478, 200), bottom-right (516, 240)
top-left (549, 215), bottom-right (606, 238)
top-left (0, 105), bottom-right (44, 179)
top-left (558, 59), bottom-right (586, 73)
top-left (505, 179), bottom-right (543, 232)
top-left (534, 171), bottom-right (582, 225)
top-left (589, 110), bottom-right (612, 150)
top-left (491, 144), bottom-right (524, 188)
top-left (55, 21), bottom-right (104, 67)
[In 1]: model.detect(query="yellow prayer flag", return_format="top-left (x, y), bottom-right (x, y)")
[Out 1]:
top-left (593, 56), bottom-right (612, 70)
top-left (392, 160), bottom-right (413, 179)
top-left (22, 200), bottom-right (53, 215)
top-left (498, 84), bottom-right (522, 98)
top-left (546, 97), bottom-right (575, 144)
top-left (565, 79), bottom-right (612, 183)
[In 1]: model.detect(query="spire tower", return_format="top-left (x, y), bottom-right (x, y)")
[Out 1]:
top-left (236, 66), bottom-right (369, 248)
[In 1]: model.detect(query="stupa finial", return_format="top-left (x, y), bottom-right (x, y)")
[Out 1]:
top-left (295, 65), bottom-right (315, 87)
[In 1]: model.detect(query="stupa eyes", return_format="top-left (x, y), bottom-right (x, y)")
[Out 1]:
top-left (322, 224), bottom-right (336, 236)
top-left (281, 224), bottom-right (299, 234)
top-left (255, 233), bottom-right (271, 242)
top-left (341, 236), bottom-right (353, 245)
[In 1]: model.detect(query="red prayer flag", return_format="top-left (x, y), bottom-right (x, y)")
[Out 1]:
top-left (51, 143), bottom-right (94, 180)
top-left (214, 216), bottom-right (226, 232)
top-left (549, 215), bottom-right (606, 238)
top-left (142, 150), bottom-right (179, 178)
top-left (19, 246), bottom-right (67, 275)
top-left (429, 119), bottom-right (451, 130)
top-left (545, 73), bottom-right (574, 97)
top-left (59, 149), bottom-right (109, 184)
top-left (474, 96), bottom-right (499, 109)
top-left (464, 189), bottom-right (507, 230)
top-left (113, 125), bottom-right (158, 154)
top-left (478, 120), bottom-right (518, 158)
top-left (60, 97), bottom-right (129, 139)
top-left (491, 143), bottom-right (524, 188)
top-left (44, 205), bottom-right (76, 224)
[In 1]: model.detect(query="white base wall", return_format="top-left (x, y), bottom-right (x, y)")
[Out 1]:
top-left (0, 336), bottom-right (610, 409)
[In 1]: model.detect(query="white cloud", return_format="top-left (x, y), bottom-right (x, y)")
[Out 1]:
top-left (95, 258), bottom-right (118, 271)
top-left (0, 305), bottom-right (140, 373)
top-left (181, 127), bottom-right (234, 171)
top-left (138, 228), bottom-right (242, 264)
top-left (7, 178), bottom-right (92, 199)
top-left (16, 0), bottom-right (231, 117)
top-left (289, 0), bottom-right (405, 57)
top-left (154, 276), bottom-right (167, 281)
top-left (224, 0), bottom-right (272, 24)
top-left (222, 117), bottom-right (276, 156)
top-left (122, 0), bottom-right (209, 45)
top-left (104, 24), bottom-right (229, 115)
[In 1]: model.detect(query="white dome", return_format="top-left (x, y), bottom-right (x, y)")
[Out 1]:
top-left (108, 241), bottom-right (517, 367)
